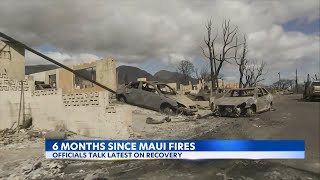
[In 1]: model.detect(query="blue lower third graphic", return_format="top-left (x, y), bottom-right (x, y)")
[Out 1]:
top-left (45, 140), bottom-right (305, 160)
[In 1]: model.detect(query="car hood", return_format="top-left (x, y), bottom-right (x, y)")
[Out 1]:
top-left (215, 97), bottom-right (254, 106)
top-left (313, 86), bottom-right (320, 91)
top-left (165, 94), bottom-right (196, 107)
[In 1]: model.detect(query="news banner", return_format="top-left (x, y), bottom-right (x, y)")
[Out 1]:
top-left (45, 140), bottom-right (304, 160)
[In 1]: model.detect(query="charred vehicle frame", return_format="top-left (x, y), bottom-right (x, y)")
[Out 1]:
top-left (116, 81), bottom-right (198, 115)
top-left (213, 87), bottom-right (273, 117)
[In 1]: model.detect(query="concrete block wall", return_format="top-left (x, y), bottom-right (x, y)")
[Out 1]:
top-left (0, 40), bottom-right (25, 80)
top-left (57, 58), bottom-right (117, 94)
top-left (63, 105), bottom-right (132, 139)
top-left (0, 73), bottom-right (132, 139)
top-left (30, 89), bottom-right (66, 132)
top-left (0, 73), bottom-right (32, 129)
top-left (179, 83), bottom-right (193, 95)
top-left (30, 90), bottom-right (132, 139)
top-left (0, 91), bottom-right (32, 130)
top-left (62, 91), bottom-right (109, 107)
top-left (0, 73), bottom-right (30, 91)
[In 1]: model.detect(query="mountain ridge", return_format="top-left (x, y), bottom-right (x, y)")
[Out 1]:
top-left (25, 64), bottom-right (197, 84)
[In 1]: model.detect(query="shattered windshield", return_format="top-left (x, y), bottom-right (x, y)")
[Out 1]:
top-left (157, 84), bottom-right (176, 95)
top-left (229, 89), bottom-right (255, 97)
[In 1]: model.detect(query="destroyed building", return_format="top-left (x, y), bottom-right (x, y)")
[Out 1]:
top-left (0, 39), bottom-right (25, 80)
top-left (0, 39), bottom-right (132, 139)
top-left (29, 58), bottom-right (117, 94)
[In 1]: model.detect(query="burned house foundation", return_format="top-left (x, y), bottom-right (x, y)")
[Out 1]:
top-left (0, 37), bottom-right (133, 139)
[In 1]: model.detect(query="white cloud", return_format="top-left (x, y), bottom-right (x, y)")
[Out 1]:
top-left (26, 51), bottom-right (100, 65)
top-left (0, 0), bottom-right (319, 84)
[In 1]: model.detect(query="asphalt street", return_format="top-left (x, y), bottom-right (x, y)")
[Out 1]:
top-left (1, 94), bottom-right (319, 179)
top-left (116, 94), bottom-right (320, 179)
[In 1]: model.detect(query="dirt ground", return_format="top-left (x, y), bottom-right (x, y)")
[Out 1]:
top-left (0, 94), bottom-right (319, 180)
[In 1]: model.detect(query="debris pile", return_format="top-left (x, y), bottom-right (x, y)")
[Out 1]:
top-left (146, 116), bottom-right (171, 124)
top-left (2, 158), bottom-right (69, 179)
top-left (0, 127), bottom-right (42, 146)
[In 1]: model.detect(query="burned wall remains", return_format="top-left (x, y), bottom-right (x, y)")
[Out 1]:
top-left (0, 40), bottom-right (25, 80)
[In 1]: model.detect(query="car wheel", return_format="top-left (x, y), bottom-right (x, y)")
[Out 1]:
top-left (162, 106), bottom-right (175, 115)
top-left (246, 108), bottom-right (254, 117)
top-left (118, 96), bottom-right (126, 103)
top-left (176, 108), bottom-right (184, 115)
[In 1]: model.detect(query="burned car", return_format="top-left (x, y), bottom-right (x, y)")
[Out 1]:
top-left (213, 87), bottom-right (273, 117)
top-left (303, 81), bottom-right (320, 101)
top-left (116, 81), bottom-right (198, 115)
top-left (189, 88), bottom-right (226, 101)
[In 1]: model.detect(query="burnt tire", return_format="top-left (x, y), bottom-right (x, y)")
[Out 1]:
top-left (246, 108), bottom-right (254, 117)
top-left (161, 105), bottom-right (175, 115)
top-left (176, 108), bottom-right (184, 115)
top-left (118, 95), bottom-right (126, 103)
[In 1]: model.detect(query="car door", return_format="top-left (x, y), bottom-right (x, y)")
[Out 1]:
top-left (140, 82), bottom-right (163, 111)
top-left (124, 82), bottom-right (145, 106)
top-left (256, 88), bottom-right (268, 112)
top-left (262, 88), bottom-right (273, 105)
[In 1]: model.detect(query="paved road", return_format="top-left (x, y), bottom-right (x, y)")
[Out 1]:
top-left (208, 94), bottom-right (320, 173)
top-left (265, 94), bottom-right (320, 172)
top-left (2, 94), bottom-right (319, 179)
top-left (118, 94), bottom-right (320, 179)
top-left (234, 94), bottom-right (320, 173)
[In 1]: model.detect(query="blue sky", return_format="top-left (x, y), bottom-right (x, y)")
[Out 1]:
top-left (282, 17), bottom-right (319, 34)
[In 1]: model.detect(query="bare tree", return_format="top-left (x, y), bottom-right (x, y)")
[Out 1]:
top-left (195, 65), bottom-right (211, 82)
top-left (201, 19), bottom-right (239, 89)
top-left (176, 60), bottom-right (195, 85)
top-left (201, 19), bottom-right (217, 89)
top-left (243, 60), bottom-right (267, 87)
top-left (311, 74), bottom-right (318, 81)
top-left (272, 79), bottom-right (294, 90)
top-left (234, 35), bottom-right (248, 88)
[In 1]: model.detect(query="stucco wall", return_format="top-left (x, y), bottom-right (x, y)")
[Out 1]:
top-left (29, 69), bottom-right (59, 88)
top-left (167, 83), bottom-right (177, 91)
top-left (0, 73), bottom-right (32, 129)
top-left (30, 90), bottom-right (132, 139)
top-left (0, 73), bottom-right (133, 139)
top-left (58, 58), bottom-right (117, 94)
top-left (137, 78), bottom-right (147, 81)
top-left (28, 58), bottom-right (116, 94)
top-left (0, 40), bottom-right (25, 80)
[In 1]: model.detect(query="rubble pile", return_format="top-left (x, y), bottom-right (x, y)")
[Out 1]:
top-left (2, 157), bottom-right (121, 179)
top-left (2, 158), bottom-right (69, 179)
top-left (0, 127), bottom-right (42, 147)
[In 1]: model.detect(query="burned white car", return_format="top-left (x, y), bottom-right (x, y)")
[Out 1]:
top-left (213, 87), bottom-right (273, 117)
top-left (116, 81), bottom-right (198, 115)
top-left (303, 81), bottom-right (320, 101)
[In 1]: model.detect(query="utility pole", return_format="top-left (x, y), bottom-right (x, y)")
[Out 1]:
top-left (278, 72), bottom-right (281, 90)
top-left (295, 68), bottom-right (298, 93)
